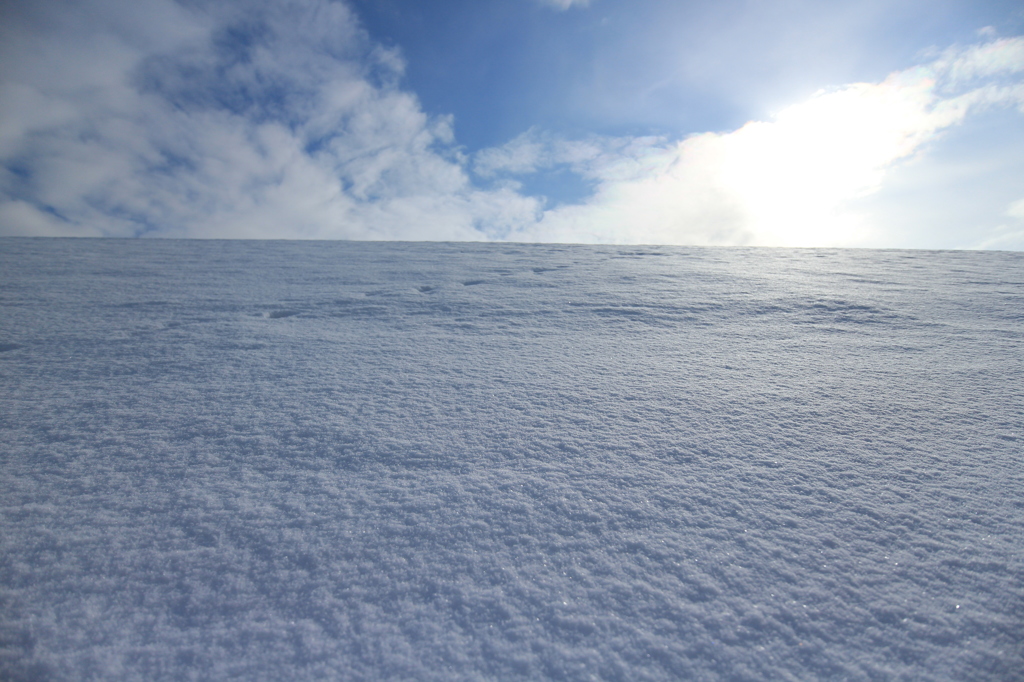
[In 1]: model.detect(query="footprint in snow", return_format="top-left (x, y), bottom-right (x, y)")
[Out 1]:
top-left (266, 310), bottom-right (300, 319)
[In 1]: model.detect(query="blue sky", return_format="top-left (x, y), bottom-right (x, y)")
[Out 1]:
top-left (354, 0), bottom-right (1022, 146)
top-left (1, 0), bottom-right (1023, 247)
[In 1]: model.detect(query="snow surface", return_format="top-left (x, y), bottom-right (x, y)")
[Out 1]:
top-left (1, 238), bottom-right (1022, 681)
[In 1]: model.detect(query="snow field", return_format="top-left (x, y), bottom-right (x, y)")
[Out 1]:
top-left (1, 239), bottom-right (1022, 680)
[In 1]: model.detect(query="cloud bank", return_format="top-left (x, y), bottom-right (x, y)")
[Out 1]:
top-left (0, 0), bottom-right (540, 240)
top-left (1, 0), bottom-right (1022, 246)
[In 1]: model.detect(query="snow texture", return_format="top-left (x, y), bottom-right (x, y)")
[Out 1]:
top-left (1, 238), bottom-right (1022, 681)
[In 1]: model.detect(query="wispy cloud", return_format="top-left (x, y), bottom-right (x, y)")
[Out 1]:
top-left (473, 128), bottom-right (610, 179)
top-left (533, 0), bottom-right (592, 11)
top-left (975, 196), bottom-right (1024, 249)
top-left (933, 36), bottom-right (1024, 84)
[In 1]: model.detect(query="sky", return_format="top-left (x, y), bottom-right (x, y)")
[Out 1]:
top-left (1, 0), bottom-right (1023, 248)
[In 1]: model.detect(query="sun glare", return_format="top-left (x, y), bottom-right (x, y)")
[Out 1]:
top-left (715, 72), bottom-right (953, 246)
